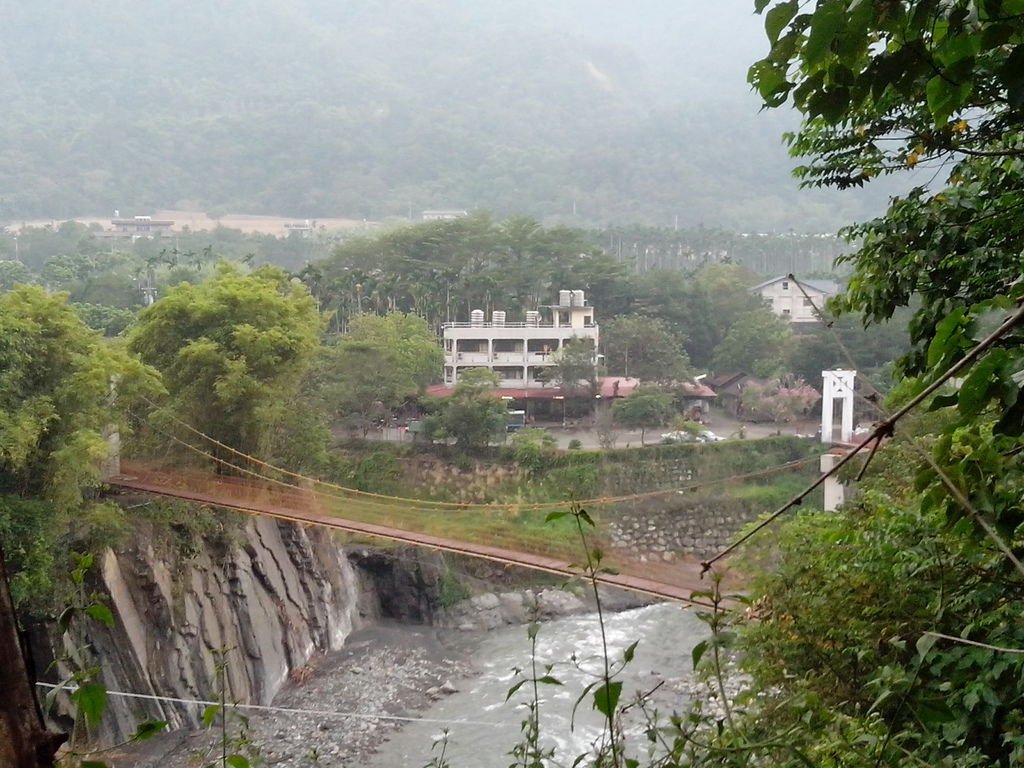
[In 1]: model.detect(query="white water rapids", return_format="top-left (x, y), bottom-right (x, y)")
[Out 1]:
top-left (364, 603), bottom-right (710, 768)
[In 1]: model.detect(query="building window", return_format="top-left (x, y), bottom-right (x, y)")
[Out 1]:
top-left (803, 297), bottom-right (813, 306)
top-left (583, 315), bottom-right (593, 326)
top-left (781, 280), bottom-right (789, 290)
top-left (558, 311), bottom-right (570, 326)
top-left (782, 308), bottom-right (791, 315)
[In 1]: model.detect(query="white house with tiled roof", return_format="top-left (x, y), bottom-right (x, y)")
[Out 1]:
top-left (752, 276), bottom-right (839, 323)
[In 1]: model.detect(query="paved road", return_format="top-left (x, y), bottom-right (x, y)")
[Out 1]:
top-left (368, 407), bottom-right (821, 450)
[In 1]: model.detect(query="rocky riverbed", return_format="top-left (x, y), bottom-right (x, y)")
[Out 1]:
top-left (114, 587), bottom-right (631, 768)
top-left (114, 621), bottom-right (472, 767)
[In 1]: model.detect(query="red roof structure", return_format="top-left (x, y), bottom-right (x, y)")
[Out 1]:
top-left (424, 384), bottom-right (569, 399)
top-left (424, 377), bottom-right (643, 400)
top-left (597, 377), bottom-right (640, 398)
top-left (677, 382), bottom-right (716, 399)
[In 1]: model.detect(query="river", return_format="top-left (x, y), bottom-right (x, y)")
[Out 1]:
top-left (364, 603), bottom-right (709, 768)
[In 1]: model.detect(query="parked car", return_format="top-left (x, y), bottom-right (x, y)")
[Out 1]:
top-left (660, 430), bottom-right (699, 444)
top-left (660, 429), bottom-right (724, 444)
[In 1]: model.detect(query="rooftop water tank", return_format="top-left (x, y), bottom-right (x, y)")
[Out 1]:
top-left (558, 290), bottom-right (572, 306)
top-left (470, 309), bottom-right (484, 327)
top-left (492, 311), bottom-right (506, 326)
top-left (572, 289), bottom-right (585, 306)
top-left (525, 311), bottom-right (539, 327)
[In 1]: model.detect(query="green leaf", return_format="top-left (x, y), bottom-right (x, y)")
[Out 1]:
top-left (73, 683), bottom-right (107, 727)
top-left (544, 510), bottom-right (569, 523)
top-left (927, 307), bottom-right (966, 369)
top-left (765, 0), bottom-right (799, 44)
top-left (592, 681), bottom-right (623, 720)
top-left (58, 606), bottom-right (76, 634)
top-left (804, 0), bottom-right (845, 67)
top-left (916, 698), bottom-right (955, 725)
top-left (807, 86), bottom-right (850, 121)
top-left (131, 720), bottom-right (169, 741)
top-left (998, 45), bottom-right (1024, 107)
top-left (505, 680), bottom-right (526, 702)
top-left (925, 68), bottom-right (973, 125)
top-left (916, 632), bottom-right (939, 660)
top-left (623, 640), bottom-right (639, 664)
top-left (226, 755), bottom-right (251, 768)
top-left (571, 680), bottom-right (598, 727)
top-left (202, 704), bottom-right (221, 728)
top-left (692, 639), bottom-right (710, 671)
top-left (928, 392), bottom-right (959, 411)
top-left (748, 60), bottom-right (791, 106)
top-left (85, 603), bottom-right (115, 628)
top-left (958, 350), bottom-right (1005, 418)
top-left (537, 675), bottom-right (563, 686)
top-left (527, 621), bottom-right (540, 640)
top-left (80, 761), bottom-right (109, 768)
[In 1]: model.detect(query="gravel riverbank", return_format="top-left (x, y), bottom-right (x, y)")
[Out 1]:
top-left (244, 623), bottom-right (477, 766)
top-left (116, 622), bottom-right (480, 768)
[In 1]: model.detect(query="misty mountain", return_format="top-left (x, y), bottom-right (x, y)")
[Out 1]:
top-left (0, 0), bottom-right (897, 231)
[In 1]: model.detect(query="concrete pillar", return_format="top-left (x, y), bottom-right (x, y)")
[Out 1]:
top-left (101, 426), bottom-right (121, 481)
top-left (820, 452), bottom-right (845, 511)
top-left (820, 375), bottom-right (834, 444)
top-left (821, 369), bottom-right (856, 443)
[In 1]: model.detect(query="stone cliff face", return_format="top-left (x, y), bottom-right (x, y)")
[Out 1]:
top-left (46, 516), bottom-right (371, 745)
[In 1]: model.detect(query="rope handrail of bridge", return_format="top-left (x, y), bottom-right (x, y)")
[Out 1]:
top-left (133, 402), bottom-right (820, 513)
top-left (113, 452), bottom-right (724, 608)
top-left (131, 412), bottom-right (820, 517)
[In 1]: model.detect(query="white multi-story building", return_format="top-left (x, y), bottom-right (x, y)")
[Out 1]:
top-left (752, 276), bottom-right (839, 323)
top-left (442, 289), bottom-right (598, 389)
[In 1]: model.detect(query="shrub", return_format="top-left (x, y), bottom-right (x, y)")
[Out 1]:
top-left (507, 428), bottom-right (557, 474)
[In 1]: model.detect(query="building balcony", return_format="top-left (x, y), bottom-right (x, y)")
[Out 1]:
top-left (452, 352), bottom-right (490, 364)
top-left (492, 352), bottom-right (526, 363)
top-left (443, 321), bottom-right (554, 329)
top-left (444, 325), bottom-right (598, 342)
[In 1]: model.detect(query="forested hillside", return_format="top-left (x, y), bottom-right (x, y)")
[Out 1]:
top-left (0, 0), bottom-right (893, 230)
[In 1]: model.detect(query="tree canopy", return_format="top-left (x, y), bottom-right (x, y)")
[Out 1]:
top-left (751, 0), bottom-right (1024, 375)
top-left (128, 263), bottom-right (322, 461)
top-left (0, 286), bottom-right (161, 508)
top-left (426, 368), bottom-right (507, 452)
top-left (611, 388), bottom-right (675, 445)
top-left (601, 315), bottom-right (690, 383)
top-left (711, 308), bottom-right (793, 378)
top-left (541, 337), bottom-right (599, 396)
top-left (726, 2), bottom-right (1024, 764)
top-left (322, 312), bottom-right (442, 434)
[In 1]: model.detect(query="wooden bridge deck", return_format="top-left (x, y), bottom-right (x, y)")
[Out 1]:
top-left (108, 465), bottom-right (722, 608)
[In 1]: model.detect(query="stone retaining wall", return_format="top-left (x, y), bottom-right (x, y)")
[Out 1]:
top-left (603, 496), bottom-right (760, 561)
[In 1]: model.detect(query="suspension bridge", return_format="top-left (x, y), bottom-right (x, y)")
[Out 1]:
top-left (107, 419), bottom-right (817, 607)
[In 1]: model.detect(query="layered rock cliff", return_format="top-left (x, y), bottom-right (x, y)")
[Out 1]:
top-left (44, 515), bottom-right (370, 745)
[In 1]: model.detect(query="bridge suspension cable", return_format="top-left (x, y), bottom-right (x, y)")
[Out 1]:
top-left (133, 399), bottom-right (820, 514)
